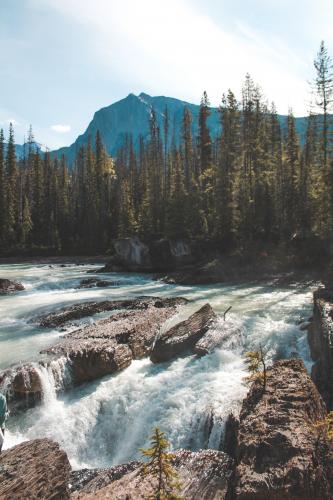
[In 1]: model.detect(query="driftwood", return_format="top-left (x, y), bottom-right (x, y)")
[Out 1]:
top-left (223, 306), bottom-right (232, 321)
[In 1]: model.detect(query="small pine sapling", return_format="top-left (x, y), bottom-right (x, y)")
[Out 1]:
top-left (244, 344), bottom-right (268, 391)
top-left (140, 427), bottom-right (182, 500)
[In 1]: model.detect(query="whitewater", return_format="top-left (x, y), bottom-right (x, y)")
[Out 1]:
top-left (0, 263), bottom-right (315, 469)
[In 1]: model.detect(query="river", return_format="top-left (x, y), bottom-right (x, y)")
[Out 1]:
top-left (0, 263), bottom-right (315, 469)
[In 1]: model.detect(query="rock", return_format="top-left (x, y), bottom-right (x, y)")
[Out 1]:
top-left (70, 462), bottom-right (140, 495)
top-left (99, 237), bottom-right (151, 272)
top-left (308, 287), bottom-right (333, 410)
top-left (42, 301), bottom-right (185, 384)
top-left (0, 365), bottom-right (43, 412)
top-left (150, 238), bottom-right (195, 271)
top-left (77, 278), bottom-right (115, 289)
top-left (230, 359), bottom-right (333, 500)
top-left (0, 438), bottom-right (71, 499)
top-left (194, 320), bottom-right (242, 356)
top-left (71, 449), bottom-right (233, 499)
top-left (150, 304), bottom-right (217, 363)
top-left (0, 278), bottom-right (24, 294)
top-left (36, 296), bottom-right (188, 328)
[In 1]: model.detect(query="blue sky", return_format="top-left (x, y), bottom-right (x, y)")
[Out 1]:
top-left (1, 0), bottom-right (332, 149)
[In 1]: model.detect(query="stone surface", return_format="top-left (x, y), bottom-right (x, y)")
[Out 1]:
top-left (42, 300), bottom-right (186, 384)
top-left (77, 278), bottom-right (116, 289)
top-left (0, 278), bottom-right (24, 293)
top-left (150, 303), bottom-right (217, 363)
top-left (230, 359), bottom-right (333, 500)
top-left (308, 286), bottom-right (333, 410)
top-left (37, 296), bottom-right (187, 328)
top-left (71, 449), bottom-right (233, 499)
top-left (0, 438), bottom-right (71, 499)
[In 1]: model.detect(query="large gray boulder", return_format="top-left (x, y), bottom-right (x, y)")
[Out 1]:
top-left (150, 303), bottom-right (217, 363)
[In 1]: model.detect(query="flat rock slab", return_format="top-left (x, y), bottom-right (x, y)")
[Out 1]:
top-left (41, 301), bottom-right (186, 384)
top-left (0, 438), bottom-right (71, 499)
top-left (150, 303), bottom-right (217, 363)
top-left (37, 296), bottom-right (188, 328)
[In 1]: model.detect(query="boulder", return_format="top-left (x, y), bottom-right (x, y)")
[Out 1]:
top-left (150, 238), bottom-right (194, 271)
top-left (0, 439), bottom-right (71, 499)
top-left (99, 237), bottom-right (151, 272)
top-left (308, 286), bottom-right (333, 409)
top-left (0, 278), bottom-right (24, 294)
top-left (150, 303), bottom-right (217, 363)
top-left (228, 359), bottom-right (333, 500)
top-left (36, 296), bottom-right (188, 328)
top-left (71, 449), bottom-right (233, 499)
top-left (0, 365), bottom-right (43, 411)
top-left (77, 278), bottom-right (115, 289)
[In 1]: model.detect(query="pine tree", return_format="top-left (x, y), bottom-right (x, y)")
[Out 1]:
top-left (141, 428), bottom-right (182, 500)
top-left (283, 109), bottom-right (300, 239)
top-left (5, 123), bottom-right (18, 242)
top-left (216, 90), bottom-right (241, 246)
top-left (0, 129), bottom-right (6, 245)
top-left (313, 41), bottom-right (333, 170)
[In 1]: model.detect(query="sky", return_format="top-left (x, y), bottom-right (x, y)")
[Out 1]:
top-left (0, 0), bottom-right (332, 149)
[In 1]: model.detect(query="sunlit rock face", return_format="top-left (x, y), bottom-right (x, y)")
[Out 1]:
top-left (228, 359), bottom-right (333, 500)
top-left (0, 439), bottom-right (71, 499)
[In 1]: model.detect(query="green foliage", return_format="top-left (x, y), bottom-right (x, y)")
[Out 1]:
top-left (140, 427), bottom-right (182, 500)
top-left (313, 411), bottom-right (333, 443)
top-left (1, 44), bottom-right (333, 255)
top-left (244, 346), bottom-right (268, 390)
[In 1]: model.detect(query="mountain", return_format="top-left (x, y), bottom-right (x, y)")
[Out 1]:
top-left (6, 142), bottom-right (47, 159)
top-left (49, 92), bottom-right (309, 165)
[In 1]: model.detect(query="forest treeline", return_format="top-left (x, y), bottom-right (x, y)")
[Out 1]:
top-left (0, 42), bottom-right (332, 256)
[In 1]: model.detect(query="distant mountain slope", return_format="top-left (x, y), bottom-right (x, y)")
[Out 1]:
top-left (49, 92), bottom-right (309, 165)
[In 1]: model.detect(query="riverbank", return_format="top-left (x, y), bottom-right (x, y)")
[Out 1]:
top-left (0, 255), bottom-right (110, 265)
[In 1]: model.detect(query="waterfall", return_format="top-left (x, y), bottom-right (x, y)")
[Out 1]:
top-left (32, 357), bottom-right (72, 404)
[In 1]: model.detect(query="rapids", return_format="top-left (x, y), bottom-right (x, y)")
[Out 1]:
top-left (0, 263), bottom-right (315, 469)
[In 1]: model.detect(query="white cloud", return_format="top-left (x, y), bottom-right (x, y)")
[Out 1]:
top-left (35, 0), bottom-right (313, 115)
top-left (51, 124), bottom-right (71, 133)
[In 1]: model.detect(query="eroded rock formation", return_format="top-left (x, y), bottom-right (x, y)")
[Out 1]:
top-left (36, 296), bottom-right (187, 328)
top-left (41, 299), bottom-right (187, 384)
top-left (71, 449), bottom-right (233, 499)
top-left (0, 439), bottom-right (71, 499)
top-left (226, 359), bottom-right (333, 500)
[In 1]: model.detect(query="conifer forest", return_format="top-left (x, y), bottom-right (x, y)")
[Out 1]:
top-left (1, 43), bottom-right (332, 258)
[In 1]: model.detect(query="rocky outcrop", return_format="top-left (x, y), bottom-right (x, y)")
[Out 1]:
top-left (98, 237), bottom-right (197, 273)
top-left (71, 449), bottom-right (233, 499)
top-left (37, 296), bottom-right (187, 328)
top-left (227, 359), bottom-right (333, 500)
top-left (0, 278), bottom-right (24, 293)
top-left (77, 278), bottom-right (116, 289)
top-left (150, 303), bottom-right (217, 363)
top-left (98, 237), bottom-right (151, 272)
top-left (308, 286), bottom-right (333, 410)
top-left (42, 301), bottom-right (186, 384)
top-left (0, 439), bottom-right (71, 499)
top-left (150, 238), bottom-right (195, 271)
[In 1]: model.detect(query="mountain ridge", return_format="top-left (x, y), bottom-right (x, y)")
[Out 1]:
top-left (15, 93), bottom-right (312, 165)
